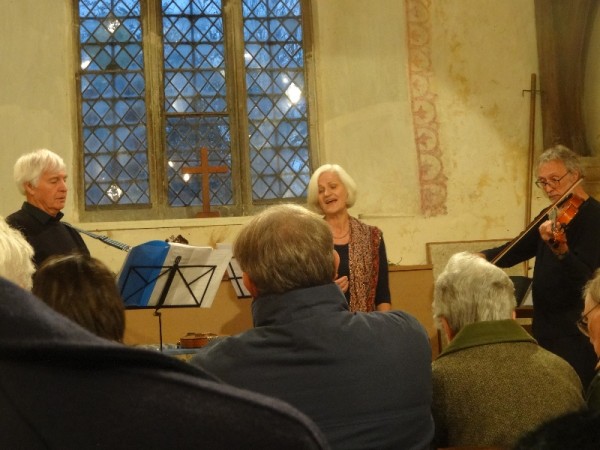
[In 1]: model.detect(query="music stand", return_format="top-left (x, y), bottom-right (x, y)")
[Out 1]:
top-left (117, 241), bottom-right (232, 350)
top-left (216, 243), bottom-right (252, 298)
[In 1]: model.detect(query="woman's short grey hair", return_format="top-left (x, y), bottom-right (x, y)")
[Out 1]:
top-left (583, 268), bottom-right (600, 306)
top-left (234, 204), bottom-right (335, 296)
top-left (14, 149), bottom-right (66, 195)
top-left (537, 144), bottom-right (584, 179)
top-left (306, 164), bottom-right (357, 214)
top-left (433, 251), bottom-right (516, 334)
top-left (0, 217), bottom-right (35, 289)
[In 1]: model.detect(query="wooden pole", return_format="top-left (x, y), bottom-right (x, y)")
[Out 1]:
top-left (525, 73), bottom-right (537, 229)
top-left (524, 73), bottom-right (538, 275)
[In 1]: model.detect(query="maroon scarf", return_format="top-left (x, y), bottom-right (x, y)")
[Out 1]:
top-left (348, 216), bottom-right (382, 312)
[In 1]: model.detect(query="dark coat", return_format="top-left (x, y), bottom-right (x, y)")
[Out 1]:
top-left (0, 277), bottom-right (329, 450)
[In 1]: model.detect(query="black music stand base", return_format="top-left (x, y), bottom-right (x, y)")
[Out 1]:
top-left (154, 309), bottom-right (164, 352)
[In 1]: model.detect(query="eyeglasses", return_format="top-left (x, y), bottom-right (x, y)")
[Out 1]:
top-left (576, 302), bottom-right (600, 336)
top-left (535, 171), bottom-right (570, 189)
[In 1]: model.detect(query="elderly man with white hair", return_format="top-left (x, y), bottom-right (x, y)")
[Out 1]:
top-left (6, 148), bottom-right (89, 268)
top-left (431, 251), bottom-right (585, 449)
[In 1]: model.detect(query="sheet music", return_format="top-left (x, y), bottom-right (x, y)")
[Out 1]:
top-left (117, 241), bottom-right (232, 308)
top-left (217, 243), bottom-right (252, 298)
top-left (149, 243), bottom-right (232, 308)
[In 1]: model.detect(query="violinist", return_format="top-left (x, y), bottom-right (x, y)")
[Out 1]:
top-left (479, 145), bottom-right (600, 389)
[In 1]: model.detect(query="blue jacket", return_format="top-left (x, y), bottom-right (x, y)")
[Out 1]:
top-left (192, 283), bottom-right (434, 450)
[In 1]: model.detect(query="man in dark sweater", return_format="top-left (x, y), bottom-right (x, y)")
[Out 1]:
top-left (191, 204), bottom-right (434, 450)
top-left (6, 148), bottom-right (89, 268)
top-left (480, 145), bottom-right (600, 388)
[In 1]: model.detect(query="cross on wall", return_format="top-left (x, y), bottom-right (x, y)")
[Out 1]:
top-left (181, 147), bottom-right (228, 218)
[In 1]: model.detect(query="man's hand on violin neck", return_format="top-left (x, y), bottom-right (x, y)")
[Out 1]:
top-left (538, 220), bottom-right (569, 255)
top-left (539, 220), bottom-right (555, 242)
top-left (539, 219), bottom-right (569, 257)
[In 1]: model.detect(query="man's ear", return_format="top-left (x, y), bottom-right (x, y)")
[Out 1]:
top-left (441, 316), bottom-right (456, 342)
top-left (24, 182), bottom-right (35, 195)
top-left (242, 272), bottom-right (259, 298)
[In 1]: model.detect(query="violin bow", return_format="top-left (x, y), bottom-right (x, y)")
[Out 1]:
top-left (490, 177), bottom-right (584, 265)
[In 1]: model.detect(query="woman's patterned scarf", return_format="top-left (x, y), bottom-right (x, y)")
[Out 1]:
top-left (348, 216), bottom-right (382, 312)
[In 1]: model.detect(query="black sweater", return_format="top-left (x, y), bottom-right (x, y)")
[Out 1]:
top-left (6, 202), bottom-right (89, 267)
top-left (481, 196), bottom-right (600, 339)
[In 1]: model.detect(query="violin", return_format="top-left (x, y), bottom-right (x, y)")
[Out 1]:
top-left (548, 193), bottom-right (584, 246)
top-left (491, 177), bottom-right (584, 264)
top-left (179, 332), bottom-right (219, 348)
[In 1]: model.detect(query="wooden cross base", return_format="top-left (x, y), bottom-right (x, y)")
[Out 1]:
top-left (181, 147), bottom-right (228, 218)
top-left (194, 210), bottom-right (221, 218)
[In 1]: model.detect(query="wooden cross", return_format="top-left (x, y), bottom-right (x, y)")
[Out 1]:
top-left (181, 147), bottom-right (228, 218)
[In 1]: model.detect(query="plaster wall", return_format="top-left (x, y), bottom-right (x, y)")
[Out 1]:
top-left (0, 0), bottom-right (78, 219)
top-left (585, 5), bottom-right (600, 156)
top-left (313, 0), bottom-right (542, 268)
top-left (0, 0), bottom-right (544, 273)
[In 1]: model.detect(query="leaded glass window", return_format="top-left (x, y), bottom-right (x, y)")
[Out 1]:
top-left (75, 0), bottom-right (313, 220)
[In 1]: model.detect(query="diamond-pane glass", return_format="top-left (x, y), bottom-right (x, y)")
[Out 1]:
top-left (166, 116), bottom-right (232, 206)
top-left (243, 0), bottom-right (310, 201)
top-left (79, 0), bottom-right (149, 206)
top-left (162, 0), bottom-right (232, 208)
top-left (162, 0), bottom-right (226, 114)
top-left (77, 0), bottom-right (311, 214)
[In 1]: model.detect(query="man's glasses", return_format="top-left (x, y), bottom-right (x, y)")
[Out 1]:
top-left (576, 301), bottom-right (600, 336)
top-left (535, 171), bottom-right (570, 189)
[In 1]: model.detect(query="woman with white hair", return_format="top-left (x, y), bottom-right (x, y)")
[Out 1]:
top-left (307, 164), bottom-right (391, 312)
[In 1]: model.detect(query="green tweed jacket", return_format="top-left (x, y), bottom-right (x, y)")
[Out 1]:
top-left (432, 319), bottom-right (585, 448)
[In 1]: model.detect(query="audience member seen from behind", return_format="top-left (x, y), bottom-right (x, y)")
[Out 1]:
top-left (0, 216), bottom-right (35, 290)
top-left (307, 164), bottom-right (391, 312)
top-left (432, 252), bottom-right (585, 449)
top-left (0, 277), bottom-right (329, 450)
top-left (479, 145), bottom-right (600, 389)
top-left (191, 204), bottom-right (433, 450)
top-left (6, 148), bottom-right (90, 268)
top-left (578, 268), bottom-right (600, 411)
top-left (513, 409), bottom-right (600, 450)
top-left (32, 254), bottom-right (125, 342)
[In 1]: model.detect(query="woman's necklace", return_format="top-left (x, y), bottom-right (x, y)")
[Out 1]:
top-left (332, 227), bottom-right (350, 240)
